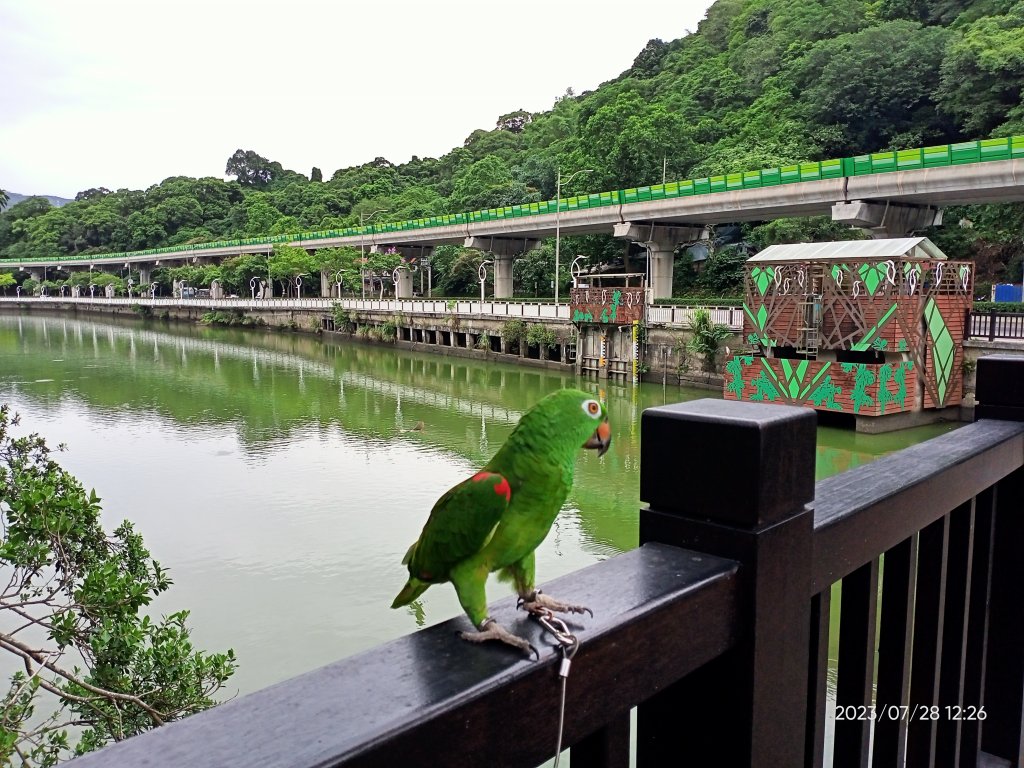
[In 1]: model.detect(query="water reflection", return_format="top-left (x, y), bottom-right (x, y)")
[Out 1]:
top-left (0, 313), bottom-right (959, 696)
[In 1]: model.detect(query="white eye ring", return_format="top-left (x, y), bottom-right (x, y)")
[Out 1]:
top-left (581, 399), bottom-right (601, 418)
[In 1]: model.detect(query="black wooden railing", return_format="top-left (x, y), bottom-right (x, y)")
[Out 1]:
top-left (967, 309), bottom-right (1024, 341)
top-left (74, 356), bottom-right (1024, 768)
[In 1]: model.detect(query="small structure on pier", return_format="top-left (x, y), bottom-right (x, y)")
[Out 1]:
top-left (724, 238), bottom-right (972, 428)
top-left (571, 271), bottom-right (646, 382)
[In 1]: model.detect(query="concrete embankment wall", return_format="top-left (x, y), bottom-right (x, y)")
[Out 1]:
top-left (0, 300), bottom-right (323, 329)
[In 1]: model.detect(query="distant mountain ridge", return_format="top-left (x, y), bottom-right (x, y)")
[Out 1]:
top-left (6, 192), bottom-right (73, 208)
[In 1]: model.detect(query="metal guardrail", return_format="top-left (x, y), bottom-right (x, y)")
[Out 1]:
top-left (967, 309), bottom-right (1024, 341)
top-left (0, 296), bottom-right (746, 329)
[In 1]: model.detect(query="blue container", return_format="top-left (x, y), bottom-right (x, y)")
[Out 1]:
top-left (993, 283), bottom-right (1024, 302)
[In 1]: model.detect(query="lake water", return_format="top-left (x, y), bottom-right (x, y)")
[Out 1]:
top-left (0, 311), bottom-right (959, 699)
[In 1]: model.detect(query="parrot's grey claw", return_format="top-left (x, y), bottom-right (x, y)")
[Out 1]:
top-left (459, 618), bottom-right (536, 658)
top-left (522, 591), bottom-right (592, 619)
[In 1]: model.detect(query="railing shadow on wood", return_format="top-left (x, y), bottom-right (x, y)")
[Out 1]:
top-left (73, 356), bottom-right (1024, 768)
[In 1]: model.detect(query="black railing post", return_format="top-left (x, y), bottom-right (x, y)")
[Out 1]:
top-left (989, 308), bottom-right (997, 342)
top-left (637, 399), bottom-right (816, 767)
top-left (975, 355), bottom-right (1024, 763)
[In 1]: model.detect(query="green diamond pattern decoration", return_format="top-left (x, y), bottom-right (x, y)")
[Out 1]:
top-left (780, 359), bottom-right (808, 398)
top-left (857, 263), bottom-right (888, 295)
top-left (924, 297), bottom-right (955, 404)
top-left (751, 266), bottom-right (775, 296)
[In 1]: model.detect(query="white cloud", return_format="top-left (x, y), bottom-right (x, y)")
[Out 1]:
top-left (1, 0), bottom-right (714, 197)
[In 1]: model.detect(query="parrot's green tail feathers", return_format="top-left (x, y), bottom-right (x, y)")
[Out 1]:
top-left (401, 541), bottom-right (417, 566)
top-left (391, 577), bottom-right (430, 608)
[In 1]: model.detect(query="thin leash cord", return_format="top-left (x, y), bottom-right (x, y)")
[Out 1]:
top-left (553, 671), bottom-right (568, 768)
top-left (533, 610), bottom-right (578, 768)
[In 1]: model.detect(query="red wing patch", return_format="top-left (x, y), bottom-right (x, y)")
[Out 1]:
top-left (472, 472), bottom-right (512, 503)
top-left (493, 477), bottom-right (511, 503)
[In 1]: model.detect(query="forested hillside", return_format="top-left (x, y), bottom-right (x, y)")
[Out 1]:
top-left (2, 0), bottom-right (1022, 297)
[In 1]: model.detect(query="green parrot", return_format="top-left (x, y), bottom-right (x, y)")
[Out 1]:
top-left (391, 388), bottom-right (612, 653)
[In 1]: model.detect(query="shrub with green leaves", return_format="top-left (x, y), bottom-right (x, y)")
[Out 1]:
top-left (687, 309), bottom-right (732, 373)
top-left (0, 405), bottom-right (236, 764)
top-left (526, 323), bottom-right (558, 350)
top-left (331, 303), bottom-right (354, 331)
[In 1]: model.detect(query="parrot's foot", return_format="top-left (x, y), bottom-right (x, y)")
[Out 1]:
top-left (519, 590), bottom-right (593, 618)
top-left (459, 618), bottom-right (537, 658)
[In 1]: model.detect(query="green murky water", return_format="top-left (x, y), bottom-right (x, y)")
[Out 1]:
top-left (0, 311), bottom-right (958, 698)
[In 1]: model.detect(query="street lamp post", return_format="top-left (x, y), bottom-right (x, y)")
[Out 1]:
top-left (360, 209), bottom-right (389, 300)
top-left (554, 168), bottom-right (592, 306)
top-left (478, 260), bottom-right (492, 304)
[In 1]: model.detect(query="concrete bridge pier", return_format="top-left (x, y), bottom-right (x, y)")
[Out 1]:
top-left (613, 223), bottom-right (707, 301)
top-left (138, 265), bottom-right (152, 285)
top-left (831, 201), bottom-right (943, 238)
top-left (464, 237), bottom-right (542, 299)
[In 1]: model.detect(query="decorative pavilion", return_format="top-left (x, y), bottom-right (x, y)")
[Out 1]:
top-left (723, 238), bottom-right (972, 426)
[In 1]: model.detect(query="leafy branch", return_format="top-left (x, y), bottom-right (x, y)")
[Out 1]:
top-left (0, 405), bottom-right (237, 765)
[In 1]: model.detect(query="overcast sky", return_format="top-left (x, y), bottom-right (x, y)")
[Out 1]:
top-left (0, 0), bottom-right (716, 199)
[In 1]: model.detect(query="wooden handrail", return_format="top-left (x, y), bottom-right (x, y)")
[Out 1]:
top-left (71, 544), bottom-right (740, 768)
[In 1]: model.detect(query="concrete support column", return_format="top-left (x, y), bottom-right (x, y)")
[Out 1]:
top-left (831, 201), bottom-right (943, 238)
top-left (465, 237), bottom-right (542, 299)
top-left (138, 265), bottom-right (152, 285)
top-left (613, 223), bottom-right (707, 302)
top-left (28, 269), bottom-right (43, 282)
top-left (648, 242), bottom-right (677, 303)
top-left (493, 255), bottom-right (514, 298)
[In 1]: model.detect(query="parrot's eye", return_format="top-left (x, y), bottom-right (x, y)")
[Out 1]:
top-left (582, 399), bottom-right (601, 418)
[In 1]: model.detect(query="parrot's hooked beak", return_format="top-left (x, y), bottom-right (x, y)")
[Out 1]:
top-left (583, 418), bottom-right (612, 457)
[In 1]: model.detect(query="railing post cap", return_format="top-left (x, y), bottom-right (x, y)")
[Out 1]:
top-left (640, 398), bottom-right (816, 527)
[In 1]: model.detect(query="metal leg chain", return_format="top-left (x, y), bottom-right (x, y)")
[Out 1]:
top-left (533, 610), bottom-right (580, 768)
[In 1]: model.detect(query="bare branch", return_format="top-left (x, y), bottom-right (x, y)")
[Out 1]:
top-left (0, 632), bottom-right (166, 726)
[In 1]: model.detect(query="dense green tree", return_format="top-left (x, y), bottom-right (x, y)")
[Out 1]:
top-left (268, 244), bottom-right (315, 296)
top-left (496, 109), bottom-right (532, 133)
top-left (225, 149), bottom-right (276, 187)
top-left (450, 156), bottom-right (530, 211)
top-left (630, 38), bottom-right (671, 78)
top-left (0, 189), bottom-right (9, 211)
top-left (938, 3), bottom-right (1024, 136)
top-left (793, 21), bottom-right (954, 154)
top-left (0, 272), bottom-right (14, 294)
top-left (219, 252), bottom-right (270, 295)
top-left (512, 243), bottom-right (556, 298)
top-left (74, 187), bottom-right (111, 202)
